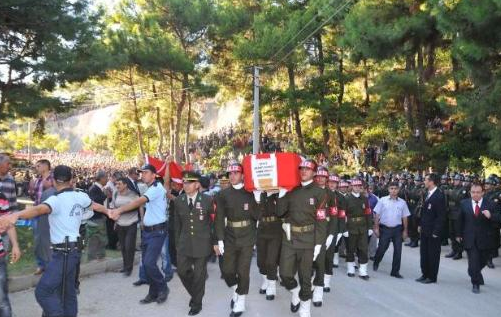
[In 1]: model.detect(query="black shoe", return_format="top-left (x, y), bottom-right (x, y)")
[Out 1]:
top-left (291, 302), bottom-right (300, 312)
top-left (156, 288), bottom-right (169, 304)
top-left (230, 312), bottom-right (243, 317)
top-left (266, 294), bottom-right (275, 300)
top-left (360, 275), bottom-right (370, 281)
top-left (119, 268), bottom-right (127, 273)
top-left (472, 284), bottom-right (480, 294)
top-left (391, 273), bottom-right (404, 279)
top-left (140, 294), bottom-right (157, 304)
top-left (487, 259), bottom-right (495, 269)
top-left (416, 276), bottom-right (427, 283)
top-left (422, 278), bottom-right (436, 284)
top-left (133, 280), bottom-right (148, 286)
top-left (333, 264), bottom-right (339, 268)
top-left (404, 242), bottom-right (412, 247)
top-left (348, 273), bottom-right (355, 277)
top-left (313, 301), bottom-right (322, 307)
top-left (409, 242), bottom-right (419, 248)
top-left (189, 306), bottom-right (202, 316)
top-left (259, 288), bottom-right (266, 294)
top-left (445, 251), bottom-right (456, 258)
top-left (453, 253), bottom-right (462, 260)
top-left (323, 287), bottom-right (330, 293)
top-left (373, 262), bottom-right (379, 272)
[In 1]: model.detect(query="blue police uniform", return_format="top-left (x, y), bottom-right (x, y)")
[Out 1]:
top-left (36, 188), bottom-right (93, 317)
top-left (141, 181), bottom-right (169, 301)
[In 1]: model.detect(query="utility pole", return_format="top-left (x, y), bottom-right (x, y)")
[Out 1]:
top-left (252, 66), bottom-right (262, 155)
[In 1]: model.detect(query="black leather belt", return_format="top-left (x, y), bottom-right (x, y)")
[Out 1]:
top-left (51, 242), bottom-right (80, 252)
top-left (143, 222), bottom-right (166, 232)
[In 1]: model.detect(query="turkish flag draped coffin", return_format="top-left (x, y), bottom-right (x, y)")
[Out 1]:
top-left (243, 152), bottom-right (302, 192)
top-left (145, 156), bottom-right (183, 182)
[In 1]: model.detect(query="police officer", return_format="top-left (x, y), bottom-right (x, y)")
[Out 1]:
top-left (277, 159), bottom-right (328, 317)
top-left (406, 175), bottom-right (425, 248)
top-left (111, 164), bottom-right (169, 305)
top-left (344, 178), bottom-right (373, 280)
top-left (173, 171), bottom-right (216, 316)
top-left (445, 174), bottom-right (469, 260)
top-left (255, 190), bottom-right (281, 301)
top-left (0, 165), bottom-right (108, 317)
top-left (215, 163), bottom-right (259, 317)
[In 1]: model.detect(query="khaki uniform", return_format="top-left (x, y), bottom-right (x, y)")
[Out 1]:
top-left (447, 186), bottom-right (469, 255)
top-left (174, 192), bottom-right (215, 310)
top-left (345, 193), bottom-right (372, 264)
top-left (215, 186), bottom-right (259, 295)
top-left (325, 190), bottom-right (344, 275)
top-left (256, 193), bottom-right (282, 281)
top-left (277, 182), bottom-right (328, 301)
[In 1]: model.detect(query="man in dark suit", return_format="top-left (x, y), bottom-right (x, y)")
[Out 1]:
top-left (416, 173), bottom-right (447, 284)
top-left (456, 183), bottom-right (501, 293)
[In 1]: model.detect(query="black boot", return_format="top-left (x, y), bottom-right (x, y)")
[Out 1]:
top-left (452, 252), bottom-right (463, 260)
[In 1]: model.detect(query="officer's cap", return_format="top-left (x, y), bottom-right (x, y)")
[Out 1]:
top-left (54, 165), bottom-right (73, 183)
top-left (316, 166), bottom-right (329, 178)
top-left (299, 159), bottom-right (317, 171)
top-left (329, 174), bottom-right (340, 182)
top-left (226, 163), bottom-right (243, 174)
top-left (454, 174), bottom-right (464, 181)
top-left (182, 171), bottom-right (201, 182)
top-left (138, 164), bottom-right (157, 174)
top-left (351, 179), bottom-right (363, 186)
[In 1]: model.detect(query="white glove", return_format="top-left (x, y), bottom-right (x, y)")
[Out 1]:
top-left (313, 245), bottom-right (322, 262)
top-left (278, 187), bottom-right (288, 198)
top-left (325, 234), bottom-right (334, 249)
top-left (253, 190), bottom-right (262, 203)
top-left (218, 240), bottom-right (225, 255)
top-left (368, 229), bottom-right (374, 236)
top-left (343, 231), bottom-right (349, 238)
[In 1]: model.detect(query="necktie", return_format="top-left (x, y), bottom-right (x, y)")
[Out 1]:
top-left (474, 201), bottom-right (480, 217)
top-left (189, 198), bottom-right (194, 209)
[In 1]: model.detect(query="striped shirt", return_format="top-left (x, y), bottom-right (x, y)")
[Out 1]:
top-left (0, 174), bottom-right (18, 214)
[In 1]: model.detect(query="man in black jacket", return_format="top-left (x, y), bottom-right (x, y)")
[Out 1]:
top-left (456, 183), bottom-right (501, 293)
top-left (87, 171), bottom-right (109, 261)
top-left (416, 173), bottom-right (447, 284)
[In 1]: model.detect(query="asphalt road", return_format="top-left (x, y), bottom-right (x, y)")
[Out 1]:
top-left (10, 243), bottom-right (501, 317)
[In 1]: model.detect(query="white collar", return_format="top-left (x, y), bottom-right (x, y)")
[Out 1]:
top-left (187, 192), bottom-right (198, 201)
top-left (301, 180), bottom-right (313, 187)
top-left (427, 186), bottom-right (437, 197)
top-left (472, 198), bottom-right (483, 205)
top-left (352, 192), bottom-right (360, 198)
top-left (232, 183), bottom-right (244, 190)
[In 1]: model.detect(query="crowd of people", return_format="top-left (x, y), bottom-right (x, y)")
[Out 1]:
top-left (0, 151), bottom-right (500, 317)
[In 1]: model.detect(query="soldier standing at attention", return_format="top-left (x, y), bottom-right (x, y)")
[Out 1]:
top-left (445, 174), bottom-right (469, 260)
top-left (255, 190), bottom-right (281, 301)
top-left (215, 163), bottom-right (259, 317)
top-left (344, 179), bottom-right (373, 280)
top-left (173, 171), bottom-right (216, 316)
top-left (277, 159), bottom-right (328, 317)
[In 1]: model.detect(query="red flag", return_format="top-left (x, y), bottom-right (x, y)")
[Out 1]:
top-left (145, 156), bottom-right (182, 182)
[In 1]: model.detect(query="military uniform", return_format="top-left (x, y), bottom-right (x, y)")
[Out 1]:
top-left (324, 187), bottom-right (344, 291)
top-left (484, 182), bottom-right (501, 265)
top-left (255, 193), bottom-right (281, 300)
top-left (445, 181), bottom-right (469, 259)
top-left (174, 180), bottom-right (216, 315)
top-left (439, 179), bottom-right (451, 245)
top-left (215, 178), bottom-right (259, 317)
top-left (277, 177), bottom-right (328, 316)
top-left (344, 182), bottom-right (373, 279)
top-left (407, 181), bottom-right (426, 247)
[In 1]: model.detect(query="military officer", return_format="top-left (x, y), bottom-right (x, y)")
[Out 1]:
top-left (173, 171), bottom-right (216, 316)
top-left (440, 174), bottom-right (451, 246)
top-left (484, 175), bottom-right (501, 269)
top-left (277, 159), bottom-right (328, 317)
top-left (344, 179), bottom-right (373, 280)
top-left (335, 181), bottom-right (350, 266)
top-left (406, 175), bottom-right (425, 248)
top-left (255, 191), bottom-right (281, 301)
top-left (215, 163), bottom-right (259, 317)
top-left (445, 174), bottom-right (469, 260)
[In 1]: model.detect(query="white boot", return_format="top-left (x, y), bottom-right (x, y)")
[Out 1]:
top-left (290, 286), bottom-right (300, 312)
top-left (232, 294), bottom-right (246, 316)
top-left (333, 253), bottom-right (340, 267)
top-left (359, 263), bottom-right (370, 280)
top-left (299, 299), bottom-right (311, 317)
top-left (266, 279), bottom-right (276, 300)
top-left (323, 274), bottom-right (332, 292)
top-left (231, 285), bottom-right (238, 308)
top-left (347, 262), bottom-right (356, 277)
top-left (312, 286), bottom-right (323, 307)
top-left (260, 274), bottom-right (268, 294)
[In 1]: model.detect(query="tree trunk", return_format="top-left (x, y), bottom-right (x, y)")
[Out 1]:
top-left (174, 73), bottom-right (188, 162)
top-left (336, 49), bottom-right (345, 149)
top-left (128, 67), bottom-right (146, 156)
top-left (286, 64), bottom-right (306, 153)
top-left (169, 76), bottom-right (175, 156)
top-left (184, 93), bottom-right (192, 163)
top-left (152, 82), bottom-right (165, 156)
top-left (316, 33), bottom-right (330, 157)
top-left (404, 54), bottom-right (415, 133)
top-left (415, 47), bottom-right (426, 145)
top-left (363, 59), bottom-right (370, 109)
